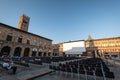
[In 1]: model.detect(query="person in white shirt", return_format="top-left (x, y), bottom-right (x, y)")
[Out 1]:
top-left (2, 62), bottom-right (11, 70)
top-left (2, 61), bottom-right (17, 74)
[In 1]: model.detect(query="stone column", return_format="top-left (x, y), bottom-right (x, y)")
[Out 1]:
top-left (36, 51), bottom-right (38, 57)
top-left (20, 47), bottom-right (24, 57)
top-left (29, 49), bottom-right (33, 57)
top-left (10, 45), bottom-right (15, 57)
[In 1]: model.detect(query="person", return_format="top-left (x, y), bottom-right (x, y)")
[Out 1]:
top-left (2, 61), bottom-right (17, 74)
top-left (2, 61), bottom-right (11, 70)
top-left (10, 66), bottom-right (17, 74)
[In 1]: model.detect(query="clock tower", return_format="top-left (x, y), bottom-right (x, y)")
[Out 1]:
top-left (18, 14), bottom-right (30, 32)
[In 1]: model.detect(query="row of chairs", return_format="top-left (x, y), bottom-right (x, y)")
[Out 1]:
top-left (49, 58), bottom-right (115, 79)
top-left (13, 61), bottom-right (29, 67)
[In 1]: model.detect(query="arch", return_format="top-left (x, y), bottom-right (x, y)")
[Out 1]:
top-left (23, 47), bottom-right (30, 57)
top-left (43, 52), bottom-right (47, 57)
top-left (38, 52), bottom-right (42, 56)
top-left (14, 47), bottom-right (22, 57)
top-left (32, 51), bottom-right (37, 57)
top-left (53, 53), bottom-right (57, 56)
top-left (1, 46), bottom-right (11, 56)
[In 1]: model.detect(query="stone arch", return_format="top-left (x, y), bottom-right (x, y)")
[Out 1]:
top-left (32, 48), bottom-right (37, 57)
top-left (1, 46), bottom-right (11, 56)
top-left (14, 47), bottom-right (22, 57)
top-left (53, 53), bottom-right (58, 56)
top-left (38, 52), bottom-right (42, 56)
top-left (43, 52), bottom-right (47, 57)
top-left (23, 47), bottom-right (30, 57)
top-left (32, 51), bottom-right (37, 57)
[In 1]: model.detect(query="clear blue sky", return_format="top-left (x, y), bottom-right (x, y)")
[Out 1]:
top-left (0, 0), bottom-right (120, 43)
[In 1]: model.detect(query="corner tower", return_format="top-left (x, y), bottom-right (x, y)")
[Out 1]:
top-left (18, 14), bottom-right (30, 32)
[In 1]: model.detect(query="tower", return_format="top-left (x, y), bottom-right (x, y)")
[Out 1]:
top-left (18, 14), bottom-right (30, 32)
top-left (86, 35), bottom-right (95, 57)
top-left (87, 35), bottom-right (92, 40)
top-left (87, 35), bottom-right (94, 47)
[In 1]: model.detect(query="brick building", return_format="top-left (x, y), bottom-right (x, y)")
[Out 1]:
top-left (0, 14), bottom-right (52, 57)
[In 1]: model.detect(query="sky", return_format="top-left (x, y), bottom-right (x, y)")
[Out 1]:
top-left (0, 0), bottom-right (120, 44)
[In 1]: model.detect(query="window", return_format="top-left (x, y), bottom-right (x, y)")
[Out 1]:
top-left (18, 37), bottom-right (22, 43)
top-left (22, 20), bottom-right (28, 27)
top-left (39, 41), bottom-right (42, 47)
top-left (27, 38), bottom-right (30, 44)
top-left (34, 40), bottom-right (36, 46)
top-left (44, 42), bottom-right (47, 46)
top-left (23, 20), bottom-right (28, 24)
top-left (18, 36), bottom-right (22, 43)
top-left (6, 35), bottom-right (12, 41)
top-left (22, 23), bottom-right (27, 27)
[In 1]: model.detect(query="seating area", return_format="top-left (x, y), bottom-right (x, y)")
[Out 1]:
top-left (13, 61), bottom-right (29, 67)
top-left (49, 58), bottom-right (115, 79)
top-left (0, 61), bottom-right (17, 74)
top-left (0, 56), bottom-right (115, 79)
top-left (0, 56), bottom-right (78, 66)
top-left (51, 56), bottom-right (81, 62)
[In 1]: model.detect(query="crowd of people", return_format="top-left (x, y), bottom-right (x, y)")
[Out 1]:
top-left (2, 59), bottom-right (17, 74)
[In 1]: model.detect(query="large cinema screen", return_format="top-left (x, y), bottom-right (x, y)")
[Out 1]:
top-left (63, 40), bottom-right (86, 54)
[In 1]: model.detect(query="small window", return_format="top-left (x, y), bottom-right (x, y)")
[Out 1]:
top-left (34, 40), bottom-right (36, 46)
top-left (40, 41), bottom-right (42, 46)
top-left (18, 37), bottom-right (22, 43)
top-left (23, 20), bottom-right (28, 24)
top-left (27, 38), bottom-right (30, 44)
top-left (6, 35), bottom-right (12, 41)
top-left (22, 23), bottom-right (27, 27)
top-left (44, 42), bottom-right (47, 46)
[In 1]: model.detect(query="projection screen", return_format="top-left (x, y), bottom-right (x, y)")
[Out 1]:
top-left (63, 40), bottom-right (86, 54)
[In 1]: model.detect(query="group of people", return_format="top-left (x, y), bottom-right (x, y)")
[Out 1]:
top-left (2, 60), bottom-right (17, 74)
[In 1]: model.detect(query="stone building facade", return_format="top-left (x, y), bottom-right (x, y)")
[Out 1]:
top-left (53, 35), bottom-right (120, 58)
top-left (0, 15), bottom-right (52, 57)
top-left (85, 35), bottom-right (120, 58)
top-left (52, 44), bottom-right (59, 56)
top-left (52, 43), bottom-right (63, 56)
